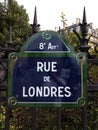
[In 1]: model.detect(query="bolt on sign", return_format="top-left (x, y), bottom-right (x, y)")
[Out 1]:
top-left (8, 31), bottom-right (87, 107)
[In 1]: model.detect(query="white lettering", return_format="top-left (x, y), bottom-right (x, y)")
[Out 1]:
top-left (44, 86), bottom-right (50, 97)
top-left (36, 86), bottom-right (42, 97)
top-left (58, 86), bottom-right (64, 97)
top-left (43, 76), bottom-right (50, 82)
top-left (39, 43), bottom-right (46, 50)
top-left (37, 62), bottom-right (43, 72)
top-left (64, 87), bottom-right (71, 97)
top-left (22, 86), bottom-right (71, 98)
top-left (48, 43), bottom-right (52, 49)
top-left (28, 87), bottom-right (35, 97)
top-left (37, 62), bottom-right (57, 72)
top-left (51, 86), bottom-right (57, 97)
top-left (48, 43), bottom-right (57, 50)
top-left (51, 62), bottom-right (57, 72)
top-left (23, 87), bottom-right (28, 97)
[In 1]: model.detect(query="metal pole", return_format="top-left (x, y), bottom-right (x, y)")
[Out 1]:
top-left (5, 25), bottom-right (14, 130)
top-left (5, 91), bottom-right (10, 130)
top-left (82, 106), bottom-right (87, 130)
top-left (73, 7), bottom-right (92, 130)
top-left (31, 108), bottom-right (36, 130)
top-left (57, 108), bottom-right (61, 130)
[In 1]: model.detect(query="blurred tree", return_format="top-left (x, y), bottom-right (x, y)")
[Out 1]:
top-left (61, 12), bottom-right (80, 52)
top-left (61, 12), bottom-right (67, 30)
top-left (66, 32), bottom-right (80, 52)
top-left (0, 0), bottom-right (32, 47)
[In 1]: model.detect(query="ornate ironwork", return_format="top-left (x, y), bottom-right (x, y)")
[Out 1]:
top-left (73, 6), bottom-right (98, 130)
top-left (0, 6), bottom-right (98, 130)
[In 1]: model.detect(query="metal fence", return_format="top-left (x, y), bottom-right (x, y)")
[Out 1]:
top-left (0, 8), bottom-right (98, 130)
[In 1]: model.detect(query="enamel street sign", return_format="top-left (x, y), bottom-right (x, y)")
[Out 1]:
top-left (8, 31), bottom-right (87, 107)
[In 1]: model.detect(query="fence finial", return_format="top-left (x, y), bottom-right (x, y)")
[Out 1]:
top-left (31, 6), bottom-right (40, 34)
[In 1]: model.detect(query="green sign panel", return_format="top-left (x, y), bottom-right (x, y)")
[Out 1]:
top-left (8, 31), bottom-right (87, 107)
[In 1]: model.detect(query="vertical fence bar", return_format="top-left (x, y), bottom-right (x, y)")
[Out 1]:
top-left (31, 108), bottom-right (36, 130)
top-left (82, 106), bottom-right (87, 130)
top-left (57, 108), bottom-right (61, 130)
top-left (73, 7), bottom-right (90, 130)
top-left (5, 100), bottom-right (9, 130)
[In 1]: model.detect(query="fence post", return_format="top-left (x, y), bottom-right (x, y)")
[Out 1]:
top-left (73, 7), bottom-right (92, 130)
top-left (31, 108), bottom-right (36, 130)
top-left (57, 108), bottom-right (61, 130)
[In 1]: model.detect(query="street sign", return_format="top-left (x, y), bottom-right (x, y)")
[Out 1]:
top-left (8, 31), bottom-right (87, 107)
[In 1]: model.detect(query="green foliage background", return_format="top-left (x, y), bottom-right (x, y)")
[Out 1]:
top-left (0, 0), bottom-right (32, 47)
top-left (0, 1), bottom-right (98, 130)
